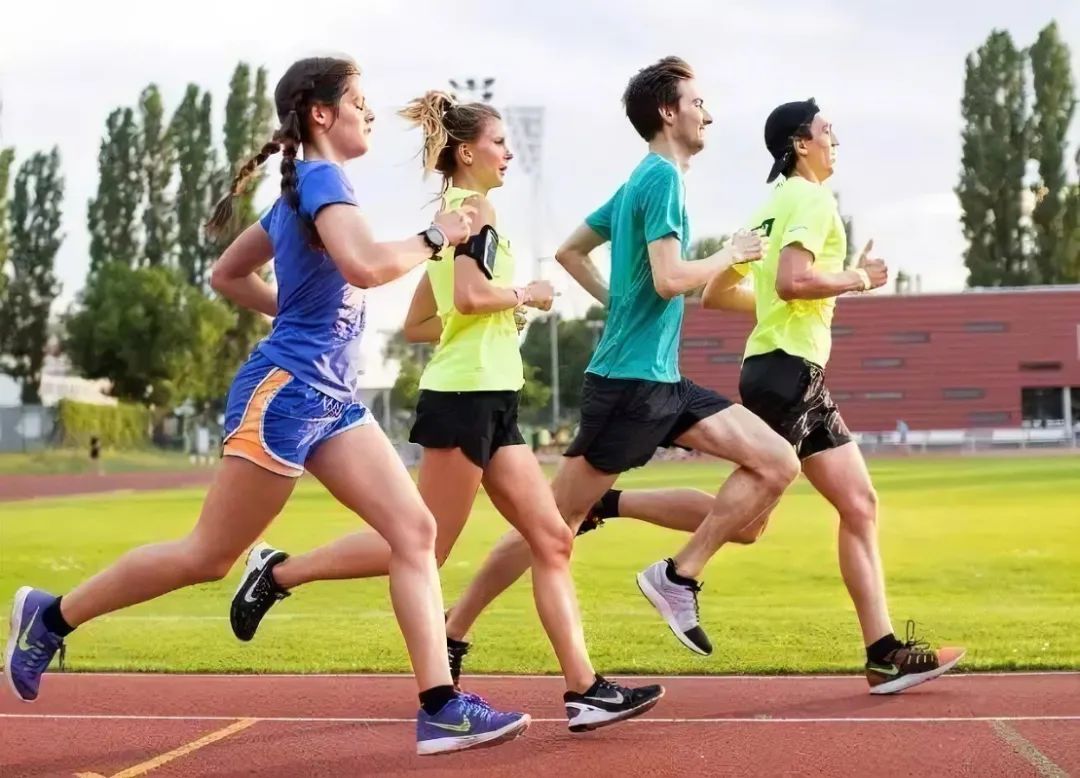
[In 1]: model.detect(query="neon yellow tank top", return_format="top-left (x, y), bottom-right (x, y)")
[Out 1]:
top-left (418, 186), bottom-right (525, 392)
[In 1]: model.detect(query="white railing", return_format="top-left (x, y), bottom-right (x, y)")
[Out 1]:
top-left (852, 427), bottom-right (1077, 452)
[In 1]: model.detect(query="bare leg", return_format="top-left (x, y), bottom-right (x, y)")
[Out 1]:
top-left (61, 458), bottom-right (295, 627)
top-left (272, 447), bottom-right (480, 589)
top-left (614, 488), bottom-right (772, 544)
top-left (446, 455), bottom-right (616, 642)
top-left (304, 424), bottom-right (451, 693)
top-left (483, 445), bottom-right (594, 692)
top-left (801, 443), bottom-right (893, 645)
top-left (668, 406), bottom-right (799, 579)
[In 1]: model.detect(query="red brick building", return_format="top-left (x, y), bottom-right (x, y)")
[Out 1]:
top-left (680, 286), bottom-right (1080, 432)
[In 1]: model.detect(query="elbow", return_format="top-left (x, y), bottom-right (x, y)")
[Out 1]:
top-left (209, 264), bottom-right (230, 295)
top-left (654, 279), bottom-right (678, 301)
top-left (775, 279), bottom-right (799, 301)
top-left (453, 292), bottom-right (479, 315)
top-left (343, 262), bottom-right (380, 290)
top-left (554, 246), bottom-right (573, 268)
top-left (403, 326), bottom-right (426, 343)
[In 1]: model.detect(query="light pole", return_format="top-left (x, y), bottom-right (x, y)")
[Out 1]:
top-left (449, 77), bottom-right (495, 103)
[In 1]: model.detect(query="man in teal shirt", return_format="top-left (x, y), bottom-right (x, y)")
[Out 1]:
top-left (443, 57), bottom-right (800, 665)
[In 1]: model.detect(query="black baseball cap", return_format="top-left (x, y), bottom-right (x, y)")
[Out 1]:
top-left (764, 99), bottom-right (820, 183)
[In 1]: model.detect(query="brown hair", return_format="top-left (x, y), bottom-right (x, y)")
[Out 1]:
top-left (622, 56), bottom-right (694, 141)
top-left (206, 56), bottom-right (361, 241)
top-left (398, 91), bottom-right (500, 194)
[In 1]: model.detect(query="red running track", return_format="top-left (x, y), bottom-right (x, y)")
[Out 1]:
top-left (0, 470), bottom-right (216, 503)
top-left (1, 672), bottom-right (1077, 777)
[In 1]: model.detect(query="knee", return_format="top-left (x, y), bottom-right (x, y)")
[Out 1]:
top-left (759, 444), bottom-right (800, 494)
top-left (390, 510), bottom-right (438, 558)
top-left (529, 520), bottom-right (575, 567)
top-left (178, 541), bottom-right (237, 584)
top-left (839, 488), bottom-right (879, 533)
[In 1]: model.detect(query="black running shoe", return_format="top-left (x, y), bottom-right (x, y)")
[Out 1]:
top-left (231, 542), bottom-right (290, 641)
top-left (447, 637), bottom-right (471, 690)
top-left (575, 503), bottom-right (606, 537)
top-left (563, 676), bottom-right (665, 732)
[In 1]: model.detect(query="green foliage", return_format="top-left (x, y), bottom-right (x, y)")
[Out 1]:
top-left (1029, 21), bottom-right (1078, 284)
top-left (171, 86), bottom-right (218, 289)
top-left (1, 148), bottom-right (64, 403)
top-left (139, 85), bottom-right (175, 268)
top-left (87, 108), bottom-right (143, 271)
top-left (0, 146), bottom-right (14, 302)
top-left (65, 263), bottom-right (235, 408)
top-left (56, 399), bottom-right (151, 449)
top-left (957, 30), bottom-right (1031, 286)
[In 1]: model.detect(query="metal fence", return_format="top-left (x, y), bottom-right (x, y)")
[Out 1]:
top-left (0, 406), bottom-right (58, 453)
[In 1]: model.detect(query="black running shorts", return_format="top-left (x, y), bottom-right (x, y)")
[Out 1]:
top-left (564, 374), bottom-right (732, 474)
top-left (738, 349), bottom-right (852, 460)
top-left (409, 389), bottom-right (525, 468)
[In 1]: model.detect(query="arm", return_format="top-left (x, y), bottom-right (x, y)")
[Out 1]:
top-left (554, 224), bottom-right (609, 305)
top-left (209, 222), bottom-right (277, 316)
top-left (775, 244), bottom-right (875, 301)
top-left (453, 195), bottom-right (519, 314)
top-left (648, 237), bottom-right (760, 300)
top-left (316, 205), bottom-right (457, 290)
top-left (702, 266), bottom-right (756, 313)
top-left (453, 195), bottom-right (552, 315)
top-left (403, 273), bottom-right (442, 343)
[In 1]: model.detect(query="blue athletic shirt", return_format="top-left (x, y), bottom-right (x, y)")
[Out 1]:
top-left (257, 160), bottom-right (366, 403)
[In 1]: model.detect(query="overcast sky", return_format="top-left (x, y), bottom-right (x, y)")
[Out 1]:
top-left (2, 0), bottom-right (1078, 383)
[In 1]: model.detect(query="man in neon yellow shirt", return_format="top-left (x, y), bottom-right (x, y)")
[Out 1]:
top-left (582, 99), bottom-right (965, 695)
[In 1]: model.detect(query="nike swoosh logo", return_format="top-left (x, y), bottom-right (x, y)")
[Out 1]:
top-left (429, 717), bottom-right (471, 733)
top-left (585, 691), bottom-right (625, 705)
top-left (870, 663), bottom-right (900, 677)
top-left (18, 608), bottom-right (39, 652)
top-left (243, 569), bottom-right (267, 604)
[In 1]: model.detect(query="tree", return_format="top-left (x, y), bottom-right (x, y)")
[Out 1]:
top-left (0, 146), bottom-right (14, 303)
top-left (1028, 21), bottom-right (1077, 284)
top-left (217, 64), bottom-right (276, 379)
top-left (957, 30), bottom-right (1031, 287)
top-left (389, 357), bottom-right (423, 416)
top-left (140, 85), bottom-right (176, 268)
top-left (87, 107), bottom-right (143, 271)
top-left (171, 86), bottom-right (218, 288)
top-left (519, 363), bottom-right (552, 412)
top-left (65, 263), bottom-right (235, 408)
top-left (1064, 147), bottom-right (1080, 281)
top-left (520, 305), bottom-right (607, 415)
top-left (0, 149), bottom-right (64, 403)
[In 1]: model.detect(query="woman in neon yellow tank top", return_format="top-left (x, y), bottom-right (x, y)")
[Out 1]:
top-left (233, 91), bottom-right (665, 733)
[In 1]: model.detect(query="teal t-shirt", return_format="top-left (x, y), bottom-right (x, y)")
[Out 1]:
top-left (584, 153), bottom-right (690, 383)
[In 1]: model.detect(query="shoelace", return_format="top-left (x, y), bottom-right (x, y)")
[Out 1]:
top-left (886, 620), bottom-right (934, 668)
top-left (23, 637), bottom-right (65, 673)
top-left (447, 642), bottom-right (470, 675)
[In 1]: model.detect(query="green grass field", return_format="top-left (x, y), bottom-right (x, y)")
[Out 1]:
top-left (1, 455), bottom-right (1077, 675)
top-left (0, 448), bottom-right (196, 475)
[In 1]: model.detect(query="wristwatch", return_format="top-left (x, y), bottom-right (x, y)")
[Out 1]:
top-left (420, 225), bottom-right (448, 259)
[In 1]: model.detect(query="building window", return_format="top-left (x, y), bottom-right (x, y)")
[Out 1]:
top-left (863, 391), bottom-right (903, 400)
top-left (707, 353), bottom-right (742, 364)
top-left (684, 337), bottom-right (722, 348)
top-left (890, 331), bottom-right (930, 343)
top-left (1019, 361), bottom-right (1062, 372)
top-left (943, 388), bottom-right (985, 400)
top-left (1021, 387), bottom-right (1064, 427)
top-left (833, 325), bottom-right (854, 337)
top-left (862, 357), bottom-right (904, 369)
top-left (969, 411), bottom-right (1011, 427)
top-left (965, 321), bottom-right (1008, 333)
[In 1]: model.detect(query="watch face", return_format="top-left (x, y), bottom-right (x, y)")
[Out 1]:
top-left (427, 227), bottom-right (446, 249)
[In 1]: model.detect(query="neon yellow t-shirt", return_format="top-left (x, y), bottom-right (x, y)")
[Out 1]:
top-left (734, 176), bottom-right (847, 368)
top-left (419, 186), bottom-right (524, 392)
